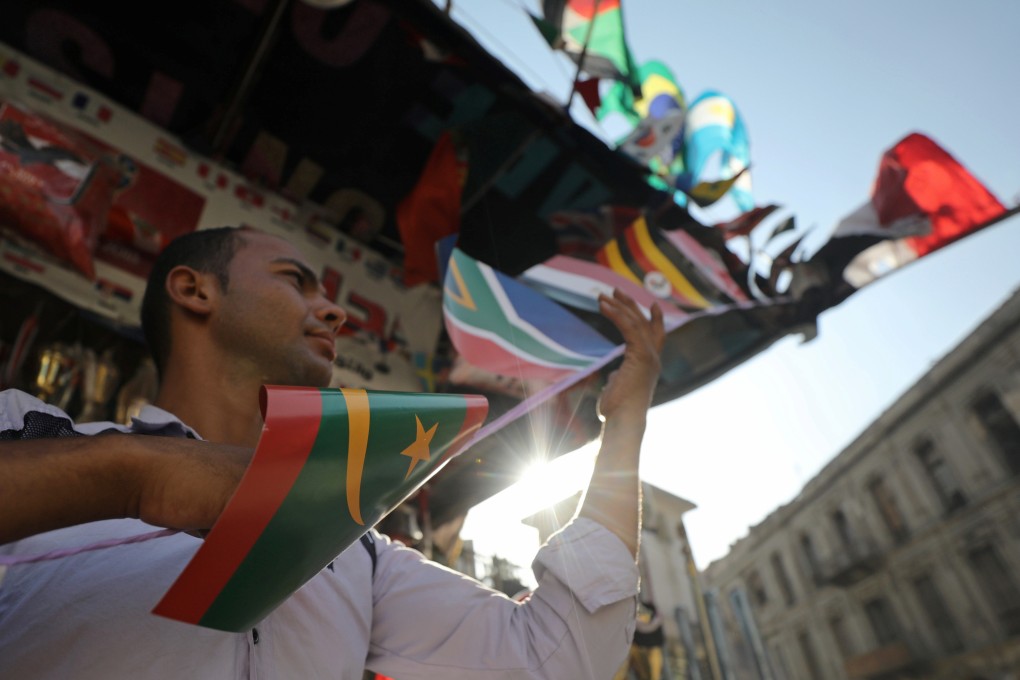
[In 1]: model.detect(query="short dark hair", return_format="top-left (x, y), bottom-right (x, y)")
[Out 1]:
top-left (141, 226), bottom-right (244, 376)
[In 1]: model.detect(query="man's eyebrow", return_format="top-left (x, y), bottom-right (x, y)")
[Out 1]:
top-left (272, 257), bottom-right (320, 288)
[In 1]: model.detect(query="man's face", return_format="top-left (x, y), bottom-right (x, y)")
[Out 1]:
top-left (211, 232), bottom-right (345, 387)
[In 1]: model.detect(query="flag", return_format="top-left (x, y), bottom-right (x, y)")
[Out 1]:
top-left (574, 77), bottom-right (602, 116)
top-left (596, 216), bottom-right (748, 309)
top-left (395, 131), bottom-right (468, 286)
top-left (605, 61), bottom-right (686, 190)
top-left (600, 59), bottom-right (685, 127)
top-left (528, 12), bottom-right (564, 49)
top-left (443, 247), bottom-right (616, 380)
top-left (680, 91), bottom-right (753, 211)
top-left (712, 204), bottom-right (780, 240)
top-left (758, 215), bottom-right (796, 245)
top-left (154, 385), bottom-right (487, 632)
top-left (678, 166), bottom-right (750, 208)
top-left (542, 0), bottom-right (641, 95)
top-left (519, 253), bottom-right (687, 321)
top-left (821, 133), bottom-right (1006, 288)
top-left (618, 109), bottom-right (685, 167)
top-left (547, 205), bottom-right (638, 259)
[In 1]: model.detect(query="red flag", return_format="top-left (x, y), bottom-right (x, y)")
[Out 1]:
top-left (395, 131), bottom-right (467, 286)
top-left (882, 133), bottom-right (1005, 257)
top-left (827, 133), bottom-right (1006, 288)
top-left (574, 77), bottom-right (602, 116)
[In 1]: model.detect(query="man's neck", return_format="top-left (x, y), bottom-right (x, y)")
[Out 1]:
top-left (153, 366), bottom-right (264, 448)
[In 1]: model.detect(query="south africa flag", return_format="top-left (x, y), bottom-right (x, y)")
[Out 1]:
top-left (153, 385), bottom-right (487, 632)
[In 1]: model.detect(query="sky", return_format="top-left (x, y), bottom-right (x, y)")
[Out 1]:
top-left (448, 0), bottom-right (1020, 574)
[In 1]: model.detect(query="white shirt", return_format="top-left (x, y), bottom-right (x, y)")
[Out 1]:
top-left (0, 390), bottom-right (638, 679)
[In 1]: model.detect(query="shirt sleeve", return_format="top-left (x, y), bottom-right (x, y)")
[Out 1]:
top-left (366, 518), bottom-right (638, 680)
top-left (0, 389), bottom-right (80, 439)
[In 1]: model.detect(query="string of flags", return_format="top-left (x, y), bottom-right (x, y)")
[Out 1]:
top-left (439, 130), bottom-right (1010, 384)
top-left (531, 1), bottom-right (753, 213)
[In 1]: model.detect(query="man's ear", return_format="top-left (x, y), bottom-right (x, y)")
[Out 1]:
top-left (165, 265), bottom-right (219, 317)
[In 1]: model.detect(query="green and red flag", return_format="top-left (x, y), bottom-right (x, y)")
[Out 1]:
top-left (153, 385), bottom-right (487, 632)
top-left (542, 0), bottom-right (641, 96)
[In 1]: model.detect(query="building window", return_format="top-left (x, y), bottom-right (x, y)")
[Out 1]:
top-left (832, 509), bottom-right (855, 549)
top-left (914, 438), bottom-right (967, 512)
top-left (912, 574), bottom-right (963, 652)
top-left (828, 614), bottom-right (855, 658)
top-left (863, 597), bottom-right (900, 646)
top-left (868, 477), bottom-right (910, 543)
top-left (971, 389), bottom-right (1020, 475)
top-left (747, 569), bottom-right (768, 607)
top-left (967, 544), bottom-right (1020, 636)
top-left (799, 533), bottom-right (822, 586)
top-left (771, 552), bottom-right (796, 607)
top-left (797, 630), bottom-right (824, 680)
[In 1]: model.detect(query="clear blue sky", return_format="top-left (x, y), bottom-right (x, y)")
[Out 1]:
top-left (451, 0), bottom-right (1020, 568)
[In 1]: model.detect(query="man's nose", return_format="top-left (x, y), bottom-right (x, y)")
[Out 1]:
top-left (315, 296), bottom-right (347, 335)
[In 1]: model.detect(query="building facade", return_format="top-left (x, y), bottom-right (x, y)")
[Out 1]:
top-left (704, 288), bottom-right (1020, 680)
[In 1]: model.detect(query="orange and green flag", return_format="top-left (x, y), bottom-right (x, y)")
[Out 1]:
top-left (153, 385), bottom-right (487, 632)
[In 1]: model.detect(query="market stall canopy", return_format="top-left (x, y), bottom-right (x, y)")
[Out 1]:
top-left (0, 0), bottom-right (663, 275)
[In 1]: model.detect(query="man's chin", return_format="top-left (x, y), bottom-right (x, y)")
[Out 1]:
top-left (276, 357), bottom-right (335, 389)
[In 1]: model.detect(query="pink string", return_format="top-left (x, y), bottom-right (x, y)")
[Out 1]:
top-left (0, 529), bottom-right (179, 565)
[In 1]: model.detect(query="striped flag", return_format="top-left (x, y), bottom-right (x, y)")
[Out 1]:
top-left (822, 132), bottom-right (1007, 289)
top-left (443, 247), bottom-right (616, 381)
top-left (26, 74), bottom-right (64, 102)
top-left (153, 385), bottom-right (487, 632)
top-left (596, 217), bottom-right (748, 310)
top-left (153, 137), bottom-right (188, 166)
top-left (519, 254), bottom-right (686, 322)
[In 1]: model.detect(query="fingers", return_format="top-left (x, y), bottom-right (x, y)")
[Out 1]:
top-left (598, 290), bottom-right (666, 351)
top-left (649, 301), bottom-right (665, 350)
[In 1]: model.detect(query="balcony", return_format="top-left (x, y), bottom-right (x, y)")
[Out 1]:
top-left (817, 538), bottom-right (883, 587)
top-left (844, 642), bottom-right (925, 679)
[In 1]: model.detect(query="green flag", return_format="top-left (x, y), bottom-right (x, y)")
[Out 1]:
top-left (153, 385), bottom-right (487, 632)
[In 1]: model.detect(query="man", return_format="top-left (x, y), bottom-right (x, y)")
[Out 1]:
top-left (0, 226), bottom-right (665, 679)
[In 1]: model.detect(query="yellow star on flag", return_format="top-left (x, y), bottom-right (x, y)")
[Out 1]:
top-left (400, 415), bottom-right (438, 479)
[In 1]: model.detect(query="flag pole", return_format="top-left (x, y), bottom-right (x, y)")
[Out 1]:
top-left (564, 0), bottom-right (602, 114)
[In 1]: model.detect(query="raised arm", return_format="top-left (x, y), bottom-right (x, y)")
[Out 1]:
top-left (0, 434), bottom-right (250, 544)
top-left (576, 289), bottom-right (665, 556)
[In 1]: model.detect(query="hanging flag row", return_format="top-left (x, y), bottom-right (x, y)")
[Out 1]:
top-left (441, 209), bottom-right (751, 382)
top-left (531, 1), bottom-right (754, 213)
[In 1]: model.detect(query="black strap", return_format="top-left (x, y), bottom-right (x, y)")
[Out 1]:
top-left (328, 533), bottom-right (376, 577)
top-left (360, 532), bottom-right (377, 577)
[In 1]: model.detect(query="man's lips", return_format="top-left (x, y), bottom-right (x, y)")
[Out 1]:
top-left (306, 333), bottom-right (337, 361)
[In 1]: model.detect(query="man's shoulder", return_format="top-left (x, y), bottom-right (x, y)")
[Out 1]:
top-left (0, 389), bottom-right (86, 439)
top-left (0, 388), bottom-right (194, 439)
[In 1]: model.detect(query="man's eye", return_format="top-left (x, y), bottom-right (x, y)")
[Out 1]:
top-left (285, 271), bottom-right (305, 286)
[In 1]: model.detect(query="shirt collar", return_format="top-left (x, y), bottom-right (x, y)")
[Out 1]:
top-left (128, 404), bottom-right (203, 440)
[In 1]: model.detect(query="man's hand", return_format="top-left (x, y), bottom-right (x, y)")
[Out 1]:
top-left (596, 289), bottom-right (665, 425)
top-left (575, 290), bottom-right (665, 556)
